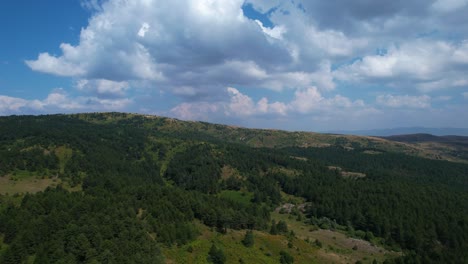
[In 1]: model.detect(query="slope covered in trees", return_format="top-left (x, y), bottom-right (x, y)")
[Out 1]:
top-left (0, 113), bottom-right (467, 263)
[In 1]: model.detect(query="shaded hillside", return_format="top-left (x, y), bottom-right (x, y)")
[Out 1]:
top-left (328, 127), bottom-right (468, 137)
top-left (385, 133), bottom-right (468, 145)
top-left (73, 112), bottom-right (468, 163)
top-left (0, 113), bottom-right (467, 263)
top-left (384, 134), bottom-right (468, 162)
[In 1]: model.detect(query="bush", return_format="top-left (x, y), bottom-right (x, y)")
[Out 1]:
top-left (207, 244), bottom-right (226, 264)
top-left (241, 230), bottom-right (254, 247)
top-left (279, 251), bottom-right (294, 264)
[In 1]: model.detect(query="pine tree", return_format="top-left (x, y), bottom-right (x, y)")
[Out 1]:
top-left (207, 244), bottom-right (226, 264)
top-left (242, 230), bottom-right (254, 247)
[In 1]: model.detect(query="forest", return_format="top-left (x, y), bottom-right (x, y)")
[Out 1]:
top-left (0, 113), bottom-right (467, 263)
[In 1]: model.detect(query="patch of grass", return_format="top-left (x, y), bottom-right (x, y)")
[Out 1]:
top-left (280, 192), bottom-right (306, 205)
top-left (218, 190), bottom-right (253, 206)
top-left (268, 167), bottom-right (300, 177)
top-left (271, 211), bottom-right (399, 263)
top-left (55, 146), bottom-right (73, 173)
top-left (163, 223), bottom-right (321, 264)
top-left (9, 170), bottom-right (35, 180)
top-left (160, 142), bottom-right (188, 177)
top-left (0, 173), bottom-right (60, 195)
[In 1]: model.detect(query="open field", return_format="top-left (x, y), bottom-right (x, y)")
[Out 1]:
top-left (271, 211), bottom-right (401, 264)
top-left (0, 173), bottom-right (59, 195)
top-left (163, 212), bottom-right (399, 264)
top-left (163, 222), bottom-right (321, 264)
top-left (0, 171), bottom-right (81, 195)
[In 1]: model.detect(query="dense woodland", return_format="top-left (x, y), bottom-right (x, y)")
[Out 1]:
top-left (0, 113), bottom-right (467, 263)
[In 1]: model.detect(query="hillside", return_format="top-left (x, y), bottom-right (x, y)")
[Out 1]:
top-left (0, 113), bottom-right (467, 263)
top-left (327, 127), bottom-right (468, 137)
top-left (383, 134), bottom-right (468, 162)
top-left (76, 112), bottom-right (468, 163)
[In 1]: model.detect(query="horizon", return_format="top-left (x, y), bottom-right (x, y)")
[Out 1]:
top-left (2, 111), bottom-right (468, 137)
top-left (1, 0), bottom-right (467, 131)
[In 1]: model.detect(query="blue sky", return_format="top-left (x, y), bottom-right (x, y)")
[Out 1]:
top-left (1, 0), bottom-right (467, 131)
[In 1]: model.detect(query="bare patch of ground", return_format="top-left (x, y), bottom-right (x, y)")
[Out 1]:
top-left (0, 174), bottom-right (60, 195)
top-left (328, 166), bottom-right (366, 178)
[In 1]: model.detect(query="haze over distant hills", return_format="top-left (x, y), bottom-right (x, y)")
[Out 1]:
top-left (325, 127), bottom-right (468, 137)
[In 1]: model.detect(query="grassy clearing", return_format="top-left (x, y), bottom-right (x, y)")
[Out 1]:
top-left (0, 169), bottom-right (81, 196)
top-left (164, 210), bottom-right (398, 264)
top-left (159, 142), bottom-right (188, 177)
top-left (55, 146), bottom-right (73, 173)
top-left (0, 173), bottom-right (60, 195)
top-left (328, 166), bottom-right (367, 179)
top-left (271, 211), bottom-right (400, 264)
top-left (218, 190), bottom-right (253, 206)
top-left (280, 192), bottom-right (306, 205)
top-left (163, 223), bottom-right (321, 264)
top-left (267, 166), bottom-right (300, 177)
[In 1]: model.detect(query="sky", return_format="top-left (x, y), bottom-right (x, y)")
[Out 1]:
top-left (0, 0), bottom-right (467, 132)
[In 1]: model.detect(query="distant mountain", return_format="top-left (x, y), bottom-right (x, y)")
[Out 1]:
top-left (384, 133), bottom-right (468, 145)
top-left (326, 127), bottom-right (468, 137)
top-left (382, 133), bottom-right (468, 162)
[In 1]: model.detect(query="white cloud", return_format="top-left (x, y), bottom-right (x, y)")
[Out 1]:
top-left (25, 50), bottom-right (86, 77)
top-left (170, 102), bottom-right (220, 121)
top-left (335, 40), bottom-right (468, 91)
top-left (0, 90), bottom-right (131, 115)
top-left (0, 96), bottom-right (37, 112)
top-left (255, 20), bottom-right (286, 40)
top-left (289, 87), bottom-right (365, 114)
top-left (76, 79), bottom-right (130, 98)
top-left (376, 94), bottom-right (431, 108)
top-left (19, 0), bottom-right (468, 130)
top-left (431, 0), bottom-right (468, 13)
top-left (225, 87), bottom-right (287, 116)
top-left (138, 22), bottom-right (150, 37)
top-left (171, 86), bottom-right (369, 122)
top-left (26, 0), bottom-right (370, 99)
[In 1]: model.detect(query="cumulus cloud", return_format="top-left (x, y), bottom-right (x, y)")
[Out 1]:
top-left (171, 86), bottom-right (369, 121)
top-left (76, 79), bottom-right (130, 98)
top-left (226, 87), bottom-right (287, 116)
top-left (25, 0), bottom-right (369, 99)
top-left (335, 40), bottom-right (468, 91)
top-left (25, 49), bottom-right (86, 77)
top-left (20, 0), bottom-right (468, 130)
top-left (0, 96), bottom-right (39, 113)
top-left (289, 87), bottom-right (365, 114)
top-left (27, 0), bottom-right (468, 96)
top-left (169, 102), bottom-right (221, 121)
top-left (376, 94), bottom-right (431, 108)
top-left (0, 90), bottom-right (131, 115)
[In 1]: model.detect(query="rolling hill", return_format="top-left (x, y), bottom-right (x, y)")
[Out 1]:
top-left (383, 134), bottom-right (468, 162)
top-left (0, 113), bottom-right (467, 264)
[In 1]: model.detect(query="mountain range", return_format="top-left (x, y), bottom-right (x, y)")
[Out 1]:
top-left (325, 127), bottom-right (468, 137)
